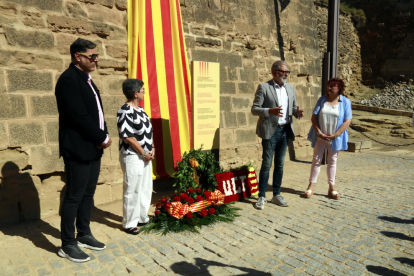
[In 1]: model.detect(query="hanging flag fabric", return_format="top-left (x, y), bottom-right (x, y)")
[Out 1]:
top-left (127, 0), bottom-right (192, 179)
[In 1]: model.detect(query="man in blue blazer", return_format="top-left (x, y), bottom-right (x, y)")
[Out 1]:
top-left (251, 60), bottom-right (304, 210)
top-left (55, 38), bottom-right (112, 262)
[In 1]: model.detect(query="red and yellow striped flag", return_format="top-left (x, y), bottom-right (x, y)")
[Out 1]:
top-left (128, 0), bottom-right (192, 179)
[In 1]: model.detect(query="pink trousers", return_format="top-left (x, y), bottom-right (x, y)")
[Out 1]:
top-left (309, 138), bottom-right (339, 186)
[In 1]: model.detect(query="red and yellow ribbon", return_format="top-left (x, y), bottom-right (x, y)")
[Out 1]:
top-left (167, 201), bottom-right (190, 219)
top-left (248, 167), bottom-right (259, 196)
top-left (207, 190), bottom-right (225, 206)
top-left (167, 190), bottom-right (225, 219)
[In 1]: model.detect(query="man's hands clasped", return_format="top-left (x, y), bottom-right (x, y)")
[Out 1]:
top-left (98, 137), bottom-right (112, 149)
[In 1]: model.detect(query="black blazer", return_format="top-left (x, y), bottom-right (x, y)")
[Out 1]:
top-left (55, 63), bottom-right (108, 162)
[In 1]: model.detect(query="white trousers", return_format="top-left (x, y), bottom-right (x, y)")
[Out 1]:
top-left (119, 153), bottom-right (153, 229)
top-left (309, 138), bottom-right (339, 186)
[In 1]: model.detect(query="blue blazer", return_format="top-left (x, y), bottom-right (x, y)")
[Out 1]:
top-left (307, 95), bottom-right (352, 151)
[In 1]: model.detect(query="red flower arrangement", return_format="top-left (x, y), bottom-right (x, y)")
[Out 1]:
top-left (196, 196), bottom-right (204, 202)
top-left (140, 148), bottom-right (241, 235)
top-left (200, 209), bottom-right (208, 217)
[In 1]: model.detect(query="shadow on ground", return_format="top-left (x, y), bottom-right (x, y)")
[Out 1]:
top-left (281, 186), bottom-right (303, 195)
top-left (0, 161), bottom-right (61, 254)
top-left (366, 265), bottom-right (406, 276)
top-left (292, 159), bottom-right (312, 164)
top-left (368, 215), bottom-right (414, 274)
top-left (378, 216), bottom-right (414, 224)
top-left (395, 257), bottom-right (414, 267)
top-left (91, 206), bottom-right (123, 229)
top-left (381, 231), bottom-right (414, 242)
top-left (0, 220), bottom-right (60, 254)
top-left (170, 257), bottom-right (271, 275)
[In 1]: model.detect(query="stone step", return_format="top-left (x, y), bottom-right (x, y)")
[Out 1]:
top-left (348, 140), bottom-right (372, 152)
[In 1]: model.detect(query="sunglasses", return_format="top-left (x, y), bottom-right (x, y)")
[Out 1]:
top-left (277, 70), bottom-right (291, 75)
top-left (79, 53), bottom-right (99, 61)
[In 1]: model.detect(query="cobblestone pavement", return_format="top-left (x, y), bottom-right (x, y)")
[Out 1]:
top-left (1, 149), bottom-right (414, 276)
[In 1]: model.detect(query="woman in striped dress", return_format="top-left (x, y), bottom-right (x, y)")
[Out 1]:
top-left (117, 79), bottom-right (154, 235)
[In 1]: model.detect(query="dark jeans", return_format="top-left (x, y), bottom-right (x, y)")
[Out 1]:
top-left (61, 157), bottom-right (101, 246)
top-left (258, 125), bottom-right (288, 198)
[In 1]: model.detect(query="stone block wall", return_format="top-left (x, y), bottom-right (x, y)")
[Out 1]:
top-left (180, 0), bottom-right (322, 168)
top-left (328, 0), bottom-right (414, 84)
top-left (314, 1), bottom-right (363, 96)
top-left (0, 0), bottom-right (325, 223)
top-left (0, 0), bottom-right (127, 224)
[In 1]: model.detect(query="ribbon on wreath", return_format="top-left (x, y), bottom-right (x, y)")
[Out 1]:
top-left (206, 190), bottom-right (225, 206)
top-left (168, 202), bottom-right (190, 219)
top-left (167, 190), bottom-right (225, 219)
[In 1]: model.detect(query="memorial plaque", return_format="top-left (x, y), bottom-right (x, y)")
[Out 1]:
top-left (192, 61), bottom-right (220, 150)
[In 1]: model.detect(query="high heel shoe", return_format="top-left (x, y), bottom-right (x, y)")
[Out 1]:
top-left (328, 190), bottom-right (340, 200)
top-left (302, 189), bottom-right (313, 198)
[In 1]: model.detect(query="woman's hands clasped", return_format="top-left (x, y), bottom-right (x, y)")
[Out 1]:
top-left (143, 148), bottom-right (155, 162)
top-left (318, 132), bottom-right (335, 141)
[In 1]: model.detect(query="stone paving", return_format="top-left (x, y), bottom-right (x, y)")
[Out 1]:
top-left (1, 149), bottom-right (414, 276)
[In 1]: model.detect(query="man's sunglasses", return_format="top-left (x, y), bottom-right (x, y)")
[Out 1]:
top-left (277, 70), bottom-right (291, 75)
top-left (79, 53), bottom-right (99, 61)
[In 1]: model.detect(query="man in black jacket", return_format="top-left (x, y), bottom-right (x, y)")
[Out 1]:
top-left (55, 38), bottom-right (112, 262)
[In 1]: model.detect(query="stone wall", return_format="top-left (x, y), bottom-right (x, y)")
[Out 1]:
top-left (378, 0), bottom-right (414, 81)
top-left (180, 0), bottom-right (322, 169)
top-left (0, 0), bottom-right (128, 224)
top-left (0, 0), bottom-right (324, 223)
top-left (333, 0), bottom-right (414, 84)
top-left (314, 1), bottom-right (362, 97)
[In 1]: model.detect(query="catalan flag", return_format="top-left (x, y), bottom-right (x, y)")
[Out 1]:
top-left (127, 0), bottom-right (192, 179)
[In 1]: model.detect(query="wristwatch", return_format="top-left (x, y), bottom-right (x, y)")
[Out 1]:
top-left (141, 149), bottom-right (147, 158)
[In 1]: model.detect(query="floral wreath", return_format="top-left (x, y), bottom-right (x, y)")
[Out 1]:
top-left (141, 148), bottom-right (240, 235)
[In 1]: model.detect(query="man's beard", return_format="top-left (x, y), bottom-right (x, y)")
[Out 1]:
top-left (277, 76), bottom-right (287, 84)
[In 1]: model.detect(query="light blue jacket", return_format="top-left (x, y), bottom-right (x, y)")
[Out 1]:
top-left (307, 95), bottom-right (352, 151)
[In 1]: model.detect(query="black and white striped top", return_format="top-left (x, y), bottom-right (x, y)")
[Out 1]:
top-left (117, 103), bottom-right (153, 155)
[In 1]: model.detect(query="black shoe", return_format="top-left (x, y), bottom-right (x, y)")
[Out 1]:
top-left (124, 227), bottom-right (140, 235)
top-left (58, 244), bottom-right (90, 263)
top-left (77, 234), bottom-right (106, 251)
top-left (137, 222), bottom-right (149, 226)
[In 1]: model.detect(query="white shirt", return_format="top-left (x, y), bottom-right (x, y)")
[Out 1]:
top-left (319, 102), bottom-right (339, 143)
top-left (264, 81), bottom-right (289, 125)
top-left (74, 64), bottom-right (108, 144)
